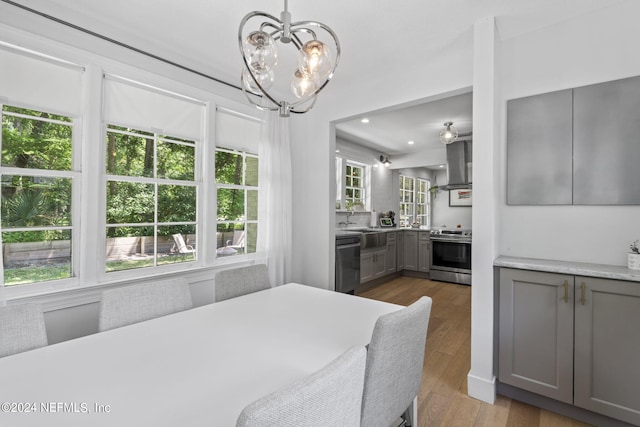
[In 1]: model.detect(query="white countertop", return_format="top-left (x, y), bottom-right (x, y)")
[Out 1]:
top-left (495, 256), bottom-right (640, 283)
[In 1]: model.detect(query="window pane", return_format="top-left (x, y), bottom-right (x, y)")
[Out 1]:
top-left (1, 175), bottom-right (72, 227)
top-left (346, 176), bottom-right (352, 187)
top-left (352, 178), bottom-right (360, 187)
top-left (215, 151), bottom-right (243, 185)
top-left (217, 188), bottom-right (245, 220)
top-left (216, 222), bottom-right (244, 257)
top-left (247, 190), bottom-right (258, 221)
top-left (105, 226), bottom-right (154, 272)
top-left (346, 165), bottom-right (352, 175)
top-left (157, 184), bottom-right (196, 222)
top-left (106, 181), bottom-right (154, 224)
top-left (2, 230), bottom-right (71, 286)
top-left (158, 224), bottom-right (196, 265)
top-left (106, 129), bottom-right (154, 177)
top-left (157, 140), bottom-right (195, 180)
top-left (246, 222), bottom-right (257, 254)
top-left (245, 156), bottom-right (259, 187)
top-left (2, 107), bottom-right (72, 171)
top-left (352, 167), bottom-right (361, 178)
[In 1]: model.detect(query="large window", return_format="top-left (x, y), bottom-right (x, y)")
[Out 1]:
top-left (399, 175), bottom-right (414, 227)
top-left (416, 178), bottom-right (430, 227)
top-left (399, 175), bottom-right (431, 228)
top-left (215, 148), bottom-right (258, 257)
top-left (105, 125), bottom-right (197, 271)
top-left (0, 105), bottom-right (75, 286)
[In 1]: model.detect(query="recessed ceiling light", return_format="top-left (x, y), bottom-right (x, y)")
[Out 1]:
top-left (336, 149), bottom-right (340, 153)
top-left (439, 164), bottom-right (445, 168)
top-left (408, 140), bottom-right (415, 145)
top-left (360, 118), bottom-right (369, 123)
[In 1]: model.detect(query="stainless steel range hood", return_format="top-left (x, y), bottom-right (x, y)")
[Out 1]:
top-left (440, 140), bottom-right (472, 190)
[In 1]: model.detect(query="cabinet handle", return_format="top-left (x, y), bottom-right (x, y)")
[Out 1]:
top-left (563, 280), bottom-right (569, 303)
top-left (581, 282), bottom-right (586, 305)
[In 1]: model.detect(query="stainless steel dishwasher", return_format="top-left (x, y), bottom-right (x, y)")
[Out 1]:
top-left (335, 234), bottom-right (361, 294)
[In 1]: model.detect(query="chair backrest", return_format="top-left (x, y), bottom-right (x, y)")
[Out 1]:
top-left (172, 234), bottom-right (194, 254)
top-left (215, 264), bottom-right (271, 302)
top-left (0, 303), bottom-right (48, 358)
top-left (98, 279), bottom-right (193, 332)
top-left (360, 296), bottom-right (432, 427)
top-left (236, 346), bottom-right (367, 427)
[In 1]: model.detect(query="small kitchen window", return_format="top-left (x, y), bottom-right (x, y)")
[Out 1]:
top-left (336, 158), bottom-right (369, 211)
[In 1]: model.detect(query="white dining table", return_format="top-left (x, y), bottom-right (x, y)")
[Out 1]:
top-left (0, 283), bottom-right (402, 426)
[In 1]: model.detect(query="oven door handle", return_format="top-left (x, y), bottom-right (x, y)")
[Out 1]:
top-left (430, 238), bottom-right (471, 243)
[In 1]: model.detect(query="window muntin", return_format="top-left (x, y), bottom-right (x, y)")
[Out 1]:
top-left (1, 105), bottom-right (75, 286)
top-left (215, 148), bottom-right (258, 257)
top-left (105, 125), bottom-right (197, 272)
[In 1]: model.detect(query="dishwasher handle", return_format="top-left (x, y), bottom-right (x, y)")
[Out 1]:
top-left (336, 242), bottom-right (361, 250)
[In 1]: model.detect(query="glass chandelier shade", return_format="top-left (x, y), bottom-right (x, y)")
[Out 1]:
top-left (439, 121), bottom-right (459, 145)
top-left (239, 0), bottom-right (340, 117)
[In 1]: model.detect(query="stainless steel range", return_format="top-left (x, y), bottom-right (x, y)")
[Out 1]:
top-left (429, 229), bottom-right (472, 285)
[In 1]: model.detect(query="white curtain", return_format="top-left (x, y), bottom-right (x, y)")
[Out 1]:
top-left (257, 111), bottom-right (293, 286)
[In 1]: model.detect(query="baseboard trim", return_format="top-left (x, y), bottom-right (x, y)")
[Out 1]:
top-left (467, 372), bottom-right (496, 404)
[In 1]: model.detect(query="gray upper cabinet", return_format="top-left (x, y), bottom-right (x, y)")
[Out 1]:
top-left (573, 75), bottom-right (640, 204)
top-left (507, 90), bottom-right (573, 205)
top-left (507, 74), bottom-right (640, 205)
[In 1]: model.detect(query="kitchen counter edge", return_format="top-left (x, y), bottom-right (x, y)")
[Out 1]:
top-left (494, 255), bottom-right (640, 283)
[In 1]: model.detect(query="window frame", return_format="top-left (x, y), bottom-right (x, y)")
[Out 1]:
top-left (335, 157), bottom-right (369, 211)
top-left (102, 124), bottom-right (200, 278)
top-left (0, 102), bottom-right (82, 291)
top-left (399, 175), bottom-right (431, 228)
top-left (214, 146), bottom-right (259, 258)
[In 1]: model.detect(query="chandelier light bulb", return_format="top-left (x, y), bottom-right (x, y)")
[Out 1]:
top-left (299, 40), bottom-right (332, 79)
top-left (243, 31), bottom-right (278, 73)
top-left (291, 69), bottom-right (318, 98)
top-left (242, 68), bottom-right (274, 94)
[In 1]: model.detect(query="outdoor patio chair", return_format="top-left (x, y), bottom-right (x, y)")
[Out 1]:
top-left (172, 234), bottom-right (196, 259)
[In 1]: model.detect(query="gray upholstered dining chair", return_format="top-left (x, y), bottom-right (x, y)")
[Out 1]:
top-left (215, 264), bottom-right (271, 302)
top-left (236, 346), bottom-right (367, 427)
top-left (0, 303), bottom-right (48, 358)
top-left (98, 279), bottom-right (193, 332)
top-left (360, 296), bottom-right (432, 427)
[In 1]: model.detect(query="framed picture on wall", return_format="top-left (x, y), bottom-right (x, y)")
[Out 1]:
top-left (449, 189), bottom-right (472, 207)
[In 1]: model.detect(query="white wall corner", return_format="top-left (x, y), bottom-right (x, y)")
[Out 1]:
top-left (467, 372), bottom-right (496, 404)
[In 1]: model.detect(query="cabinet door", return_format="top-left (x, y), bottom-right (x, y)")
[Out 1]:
top-left (418, 232), bottom-right (430, 272)
top-left (360, 252), bottom-right (373, 283)
top-left (499, 268), bottom-right (574, 403)
top-left (403, 231), bottom-right (418, 271)
top-left (573, 75), bottom-right (640, 204)
top-left (373, 249), bottom-right (386, 279)
top-left (506, 90), bottom-right (573, 205)
top-left (386, 233), bottom-right (397, 274)
top-left (397, 231), bottom-right (404, 271)
top-left (574, 277), bottom-right (640, 425)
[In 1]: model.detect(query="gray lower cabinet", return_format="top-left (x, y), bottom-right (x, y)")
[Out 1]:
top-left (385, 232), bottom-right (397, 274)
top-left (396, 231), bottom-right (404, 271)
top-left (499, 268), bottom-right (640, 425)
top-left (499, 268), bottom-right (574, 403)
top-left (418, 232), bottom-right (430, 273)
top-left (403, 231), bottom-right (418, 271)
top-left (574, 277), bottom-right (640, 425)
top-left (360, 248), bottom-right (386, 284)
top-left (360, 252), bottom-right (374, 283)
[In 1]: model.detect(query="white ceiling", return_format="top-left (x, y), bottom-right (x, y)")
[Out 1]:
top-left (6, 0), bottom-right (624, 156)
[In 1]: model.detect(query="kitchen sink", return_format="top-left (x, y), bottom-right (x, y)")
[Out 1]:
top-left (360, 231), bottom-right (387, 250)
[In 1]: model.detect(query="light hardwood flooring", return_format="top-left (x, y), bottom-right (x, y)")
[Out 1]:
top-left (357, 276), bottom-right (592, 427)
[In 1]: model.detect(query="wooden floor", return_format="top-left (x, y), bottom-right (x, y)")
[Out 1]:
top-left (357, 276), bottom-right (592, 427)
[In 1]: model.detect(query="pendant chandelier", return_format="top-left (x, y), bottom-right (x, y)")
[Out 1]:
top-left (238, 0), bottom-right (340, 117)
top-left (439, 121), bottom-right (472, 145)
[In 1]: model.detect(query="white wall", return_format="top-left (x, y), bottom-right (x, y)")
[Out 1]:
top-left (498, 0), bottom-right (640, 266)
top-left (431, 170), bottom-right (473, 229)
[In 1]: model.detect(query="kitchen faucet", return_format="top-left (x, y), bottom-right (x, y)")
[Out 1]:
top-left (338, 211), bottom-right (356, 227)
